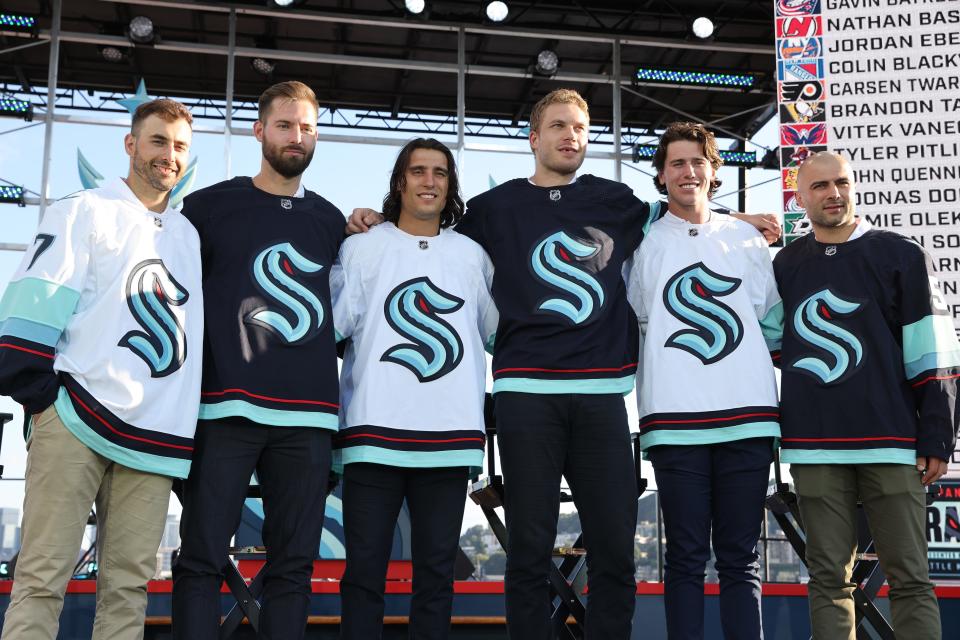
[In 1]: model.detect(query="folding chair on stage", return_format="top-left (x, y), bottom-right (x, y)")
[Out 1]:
top-left (469, 395), bottom-right (647, 640)
top-left (764, 450), bottom-right (936, 640)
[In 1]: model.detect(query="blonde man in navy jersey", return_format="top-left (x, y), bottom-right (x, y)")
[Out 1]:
top-left (347, 89), bottom-right (780, 639)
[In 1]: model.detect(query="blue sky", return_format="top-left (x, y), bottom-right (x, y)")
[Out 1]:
top-left (0, 95), bottom-right (782, 529)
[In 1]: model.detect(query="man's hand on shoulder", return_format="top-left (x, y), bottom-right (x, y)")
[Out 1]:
top-left (346, 208), bottom-right (385, 235)
top-left (731, 213), bottom-right (782, 245)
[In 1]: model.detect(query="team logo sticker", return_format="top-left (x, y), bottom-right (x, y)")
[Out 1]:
top-left (781, 145), bottom-right (826, 168)
top-left (779, 80), bottom-right (825, 103)
top-left (246, 242), bottom-right (326, 344)
top-left (381, 276), bottom-right (464, 383)
top-left (776, 15), bottom-right (822, 38)
top-left (776, 0), bottom-right (821, 16)
top-left (779, 101), bottom-right (825, 124)
top-left (119, 259), bottom-right (190, 378)
top-left (777, 59), bottom-right (825, 83)
top-left (790, 289), bottom-right (865, 384)
top-left (782, 168), bottom-right (799, 191)
top-left (781, 123), bottom-right (828, 146)
top-left (529, 230), bottom-right (605, 325)
top-left (778, 37), bottom-right (822, 59)
top-left (784, 212), bottom-right (812, 236)
top-left (662, 263), bottom-right (743, 365)
top-left (783, 190), bottom-right (805, 213)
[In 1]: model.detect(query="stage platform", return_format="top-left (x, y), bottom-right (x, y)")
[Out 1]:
top-left (1, 561), bottom-right (958, 639)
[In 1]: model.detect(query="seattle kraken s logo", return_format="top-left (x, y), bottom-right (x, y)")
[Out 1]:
top-left (530, 231), bottom-right (605, 325)
top-left (790, 289), bottom-right (864, 384)
top-left (119, 260), bottom-right (189, 378)
top-left (246, 243), bottom-right (326, 344)
top-left (663, 263), bottom-right (743, 365)
top-left (381, 277), bottom-right (465, 383)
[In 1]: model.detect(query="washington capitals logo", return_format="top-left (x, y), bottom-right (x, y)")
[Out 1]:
top-left (246, 242), bottom-right (326, 344)
top-left (530, 231), bottom-right (605, 325)
top-left (662, 263), bottom-right (743, 365)
top-left (119, 259), bottom-right (189, 378)
top-left (381, 277), bottom-right (464, 383)
top-left (790, 289), bottom-right (864, 384)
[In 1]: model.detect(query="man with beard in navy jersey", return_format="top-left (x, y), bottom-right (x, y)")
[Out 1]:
top-left (172, 81), bottom-right (344, 640)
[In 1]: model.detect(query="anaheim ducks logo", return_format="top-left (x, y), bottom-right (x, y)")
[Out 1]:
top-left (246, 242), bottom-right (326, 344)
top-left (381, 277), bottom-right (464, 383)
top-left (529, 230), bottom-right (605, 325)
top-left (790, 289), bottom-right (864, 384)
top-left (119, 259), bottom-right (190, 378)
top-left (662, 262), bottom-right (743, 365)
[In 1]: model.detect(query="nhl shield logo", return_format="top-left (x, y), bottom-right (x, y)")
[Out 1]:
top-left (280, 198), bottom-right (293, 210)
top-left (825, 245), bottom-right (837, 256)
top-left (418, 240), bottom-right (429, 250)
top-left (549, 189), bottom-right (561, 202)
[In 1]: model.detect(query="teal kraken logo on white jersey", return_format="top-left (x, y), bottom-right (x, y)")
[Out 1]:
top-left (381, 277), bottom-right (464, 383)
top-left (663, 262), bottom-right (743, 365)
top-left (120, 259), bottom-right (190, 378)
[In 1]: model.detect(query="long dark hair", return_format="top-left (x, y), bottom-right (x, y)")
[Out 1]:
top-left (382, 138), bottom-right (464, 229)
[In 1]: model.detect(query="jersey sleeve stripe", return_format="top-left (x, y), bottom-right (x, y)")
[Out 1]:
top-left (0, 317), bottom-right (63, 348)
top-left (0, 277), bottom-right (81, 333)
top-left (902, 314), bottom-right (960, 379)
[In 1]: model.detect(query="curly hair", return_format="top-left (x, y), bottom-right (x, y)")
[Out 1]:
top-left (382, 138), bottom-right (464, 229)
top-left (651, 121), bottom-right (723, 198)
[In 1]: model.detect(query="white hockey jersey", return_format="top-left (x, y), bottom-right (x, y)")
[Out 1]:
top-left (0, 178), bottom-right (203, 478)
top-left (626, 212), bottom-right (781, 450)
top-left (330, 222), bottom-right (497, 473)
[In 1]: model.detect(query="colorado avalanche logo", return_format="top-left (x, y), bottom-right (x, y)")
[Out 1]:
top-left (381, 277), bottom-right (464, 383)
top-left (790, 289), bottom-right (864, 384)
top-left (246, 242), bottom-right (326, 344)
top-left (662, 263), bottom-right (743, 365)
top-left (530, 231), bottom-right (605, 325)
top-left (119, 259), bottom-right (189, 378)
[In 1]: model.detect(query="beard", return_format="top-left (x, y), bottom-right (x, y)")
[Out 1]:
top-left (263, 139), bottom-right (315, 179)
top-left (132, 151), bottom-right (179, 193)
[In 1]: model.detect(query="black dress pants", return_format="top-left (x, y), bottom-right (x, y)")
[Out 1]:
top-left (495, 392), bottom-right (639, 640)
top-left (172, 419), bottom-right (332, 640)
top-left (339, 463), bottom-right (468, 640)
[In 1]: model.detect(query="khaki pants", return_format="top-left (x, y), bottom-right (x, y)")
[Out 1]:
top-left (1, 404), bottom-right (172, 640)
top-left (791, 464), bottom-right (941, 640)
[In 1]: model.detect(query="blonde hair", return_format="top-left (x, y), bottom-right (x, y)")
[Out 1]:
top-left (529, 89), bottom-right (589, 133)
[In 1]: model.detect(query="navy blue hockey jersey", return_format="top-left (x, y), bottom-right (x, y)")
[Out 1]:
top-left (183, 177), bottom-right (344, 429)
top-left (774, 226), bottom-right (960, 464)
top-left (456, 176), bottom-right (660, 395)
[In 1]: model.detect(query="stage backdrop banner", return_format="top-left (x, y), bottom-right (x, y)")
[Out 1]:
top-left (773, 0), bottom-right (960, 576)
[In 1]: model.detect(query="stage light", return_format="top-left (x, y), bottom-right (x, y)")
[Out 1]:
top-left (535, 49), bottom-right (559, 76)
top-left (127, 16), bottom-right (156, 44)
top-left (486, 1), bottom-right (509, 22)
top-left (405, 0), bottom-right (426, 14)
top-left (0, 97), bottom-right (33, 121)
top-left (634, 66), bottom-right (754, 89)
top-left (0, 185), bottom-right (26, 206)
top-left (270, 0), bottom-right (302, 7)
top-left (251, 57), bottom-right (276, 76)
top-left (692, 17), bottom-right (714, 39)
top-left (99, 46), bottom-right (126, 63)
top-left (0, 13), bottom-right (36, 32)
top-left (632, 144), bottom-right (756, 167)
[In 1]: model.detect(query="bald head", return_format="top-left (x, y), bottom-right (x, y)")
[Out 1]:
top-left (795, 151), bottom-right (856, 232)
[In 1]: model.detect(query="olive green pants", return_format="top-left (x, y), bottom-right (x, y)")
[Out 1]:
top-left (1, 404), bottom-right (172, 640)
top-left (791, 463), bottom-right (941, 640)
